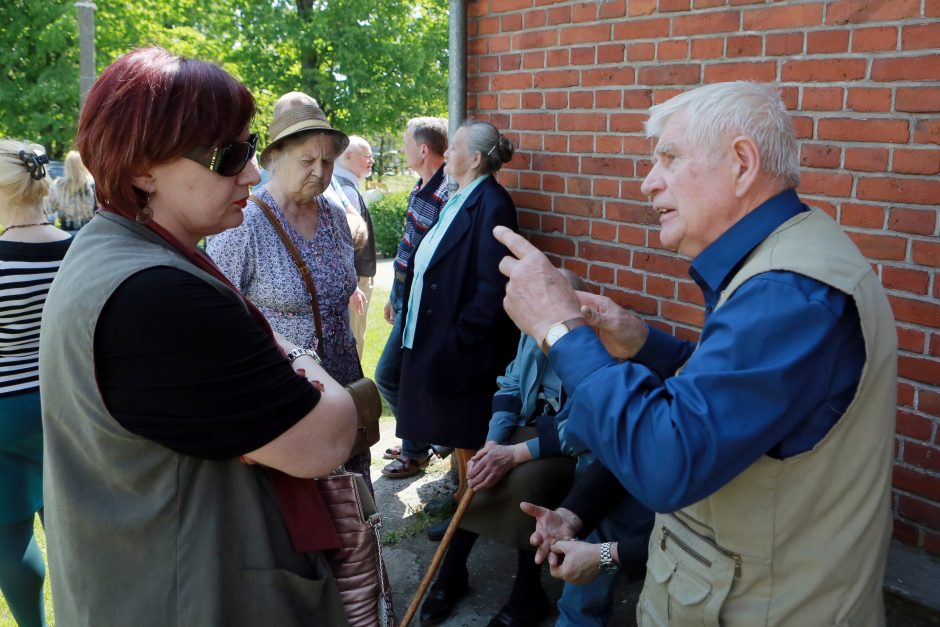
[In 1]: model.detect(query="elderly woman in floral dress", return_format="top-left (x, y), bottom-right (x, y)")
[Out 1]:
top-left (208, 94), bottom-right (372, 493)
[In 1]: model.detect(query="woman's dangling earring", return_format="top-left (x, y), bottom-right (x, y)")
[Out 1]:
top-left (137, 193), bottom-right (154, 224)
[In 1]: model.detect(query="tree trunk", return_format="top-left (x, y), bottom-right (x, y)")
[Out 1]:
top-left (295, 0), bottom-right (326, 115)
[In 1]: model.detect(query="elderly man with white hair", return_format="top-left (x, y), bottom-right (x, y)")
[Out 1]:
top-left (497, 81), bottom-right (896, 626)
top-left (334, 135), bottom-right (377, 357)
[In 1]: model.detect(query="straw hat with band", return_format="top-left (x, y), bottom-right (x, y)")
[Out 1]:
top-left (260, 104), bottom-right (350, 168)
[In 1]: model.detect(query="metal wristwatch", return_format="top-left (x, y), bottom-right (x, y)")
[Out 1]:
top-left (599, 541), bottom-right (619, 574)
top-left (287, 347), bottom-right (322, 366)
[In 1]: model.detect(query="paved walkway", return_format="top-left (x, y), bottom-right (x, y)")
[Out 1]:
top-left (375, 257), bottom-right (395, 291)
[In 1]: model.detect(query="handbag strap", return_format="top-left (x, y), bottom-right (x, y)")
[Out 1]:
top-left (251, 194), bottom-right (327, 358)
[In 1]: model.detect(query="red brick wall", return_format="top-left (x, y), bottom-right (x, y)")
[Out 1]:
top-left (467, 0), bottom-right (940, 555)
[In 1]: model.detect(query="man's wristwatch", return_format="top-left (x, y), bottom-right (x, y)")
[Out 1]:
top-left (287, 347), bottom-right (322, 366)
top-left (599, 541), bottom-right (619, 574)
top-left (541, 317), bottom-right (588, 353)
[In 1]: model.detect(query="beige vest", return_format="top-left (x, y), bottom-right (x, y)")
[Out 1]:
top-left (638, 210), bottom-right (897, 627)
top-left (40, 213), bottom-right (347, 626)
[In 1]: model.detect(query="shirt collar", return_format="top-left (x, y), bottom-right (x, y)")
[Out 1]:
top-left (415, 164), bottom-right (446, 200)
top-left (447, 174), bottom-right (488, 207)
top-left (333, 164), bottom-right (360, 185)
top-left (689, 188), bottom-right (807, 298)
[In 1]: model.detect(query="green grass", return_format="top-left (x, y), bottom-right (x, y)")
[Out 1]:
top-left (0, 286), bottom-right (396, 625)
top-left (362, 285), bottom-right (395, 422)
top-left (381, 461), bottom-right (456, 546)
top-left (366, 173), bottom-right (417, 195)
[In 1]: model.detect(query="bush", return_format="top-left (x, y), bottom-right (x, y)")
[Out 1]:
top-left (369, 190), bottom-right (410, 257)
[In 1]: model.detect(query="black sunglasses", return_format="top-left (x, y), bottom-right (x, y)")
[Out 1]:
top-left (186, 133), bottom-right (258, 177)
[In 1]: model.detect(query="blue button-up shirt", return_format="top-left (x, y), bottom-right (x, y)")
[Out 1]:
top-left (551, 189), bottom-right (865, 513)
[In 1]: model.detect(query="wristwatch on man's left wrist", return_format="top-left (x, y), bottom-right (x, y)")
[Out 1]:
top-left (541, 317), bottom-right (588, 353)
top-left (599, 541), bottom-right (619, 574)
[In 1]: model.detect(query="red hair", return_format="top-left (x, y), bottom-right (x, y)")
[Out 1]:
top-left (76, 47), bottom-right (255, 215)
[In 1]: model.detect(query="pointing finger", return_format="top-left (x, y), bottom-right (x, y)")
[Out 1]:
top-left (520, 502), bottom-right (547, 518)
top-left (493, 226), bottom-right (541, 260)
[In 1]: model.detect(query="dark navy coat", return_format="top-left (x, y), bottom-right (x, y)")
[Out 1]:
top-left (396, 175), bottom-right (520, 449)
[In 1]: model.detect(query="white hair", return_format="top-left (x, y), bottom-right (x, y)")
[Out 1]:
top-left (340, 136), bottom-right (370, 164)
top-left (645, 81), bottom-right (800, 188)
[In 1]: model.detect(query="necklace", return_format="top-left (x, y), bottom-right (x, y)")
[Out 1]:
top-left (2, 221), bottom-right (51, 232)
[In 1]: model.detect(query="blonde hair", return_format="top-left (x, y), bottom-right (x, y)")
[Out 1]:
top-left (0, 138), bottom-right (50, 225)
top-left (645, 81), bottom-right (800, 188)
top-left (62, 150), bottom-right (93, 196)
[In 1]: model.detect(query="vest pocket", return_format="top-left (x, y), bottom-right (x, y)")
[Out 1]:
top-left (638, 514), bottom-right (737, 627)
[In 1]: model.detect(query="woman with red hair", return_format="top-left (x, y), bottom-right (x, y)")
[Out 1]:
top-left (39, 47), bottom-right (356, 626)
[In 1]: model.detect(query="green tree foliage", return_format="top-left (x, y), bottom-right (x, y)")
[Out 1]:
top-left (0, 2), bottom-right (80, 158)
top-left (0, 1), bottom-right (448, 158)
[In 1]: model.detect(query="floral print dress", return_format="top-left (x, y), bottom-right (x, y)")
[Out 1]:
top-left (208, 187), bottom-right (372, 491)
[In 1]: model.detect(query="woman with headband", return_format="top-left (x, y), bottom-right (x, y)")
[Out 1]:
top-left (0, 139), bottom-right (70, 627)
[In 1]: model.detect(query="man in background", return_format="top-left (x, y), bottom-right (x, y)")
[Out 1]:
top-left (376, 117), bottom-right (450, 479)
top-left (335, 136), bottom-right (377, 358)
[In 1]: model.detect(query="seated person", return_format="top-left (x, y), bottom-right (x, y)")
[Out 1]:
top-left (420, 269), bottom-right (651, 627)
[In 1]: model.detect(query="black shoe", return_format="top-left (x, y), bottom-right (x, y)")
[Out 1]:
top-left (420, 571), bottom-right (469, 625)
top-left (426, 515), bottom-right (453, 541)
top-left (430, 444), bottom-right (454, 459)
top-left (486, 589), bottom-right (550, 627)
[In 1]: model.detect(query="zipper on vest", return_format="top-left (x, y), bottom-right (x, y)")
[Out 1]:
top-left (666, 514), bottom-right (743, 578)
top-left (661, 526), bottom-right (712, 568)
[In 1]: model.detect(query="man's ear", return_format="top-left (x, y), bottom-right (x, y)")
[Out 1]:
top-left (730, 135), bottom-right (761, 198)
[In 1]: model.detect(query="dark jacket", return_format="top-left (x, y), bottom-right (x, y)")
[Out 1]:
top-left (397, 175), bottom-right (520, 448)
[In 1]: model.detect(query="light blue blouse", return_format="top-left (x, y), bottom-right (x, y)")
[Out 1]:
top-left (401, 174), bottom-right (488, 349)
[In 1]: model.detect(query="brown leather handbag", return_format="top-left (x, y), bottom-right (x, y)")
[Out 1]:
top-left (317, 471), bottom-right (395, 626)
top-left (252, 195), bottom-right (381, 456)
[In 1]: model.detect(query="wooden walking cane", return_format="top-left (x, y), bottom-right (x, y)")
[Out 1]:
top-left (400, 488), bottom-right (476, 627)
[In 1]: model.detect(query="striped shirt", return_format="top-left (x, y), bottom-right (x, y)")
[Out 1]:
top-left (392, 165), bottom-right (449, 280)
top-left (0, 238), bottom-right (71, 397)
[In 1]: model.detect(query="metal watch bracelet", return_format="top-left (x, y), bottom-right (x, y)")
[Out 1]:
top-left (599, 541), bottom-right (619, 574)
top-left (287, 347), bottom-right (322, 366)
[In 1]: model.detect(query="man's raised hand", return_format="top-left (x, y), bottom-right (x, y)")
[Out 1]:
top-left (494, 226), bottom-right (581, 344)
